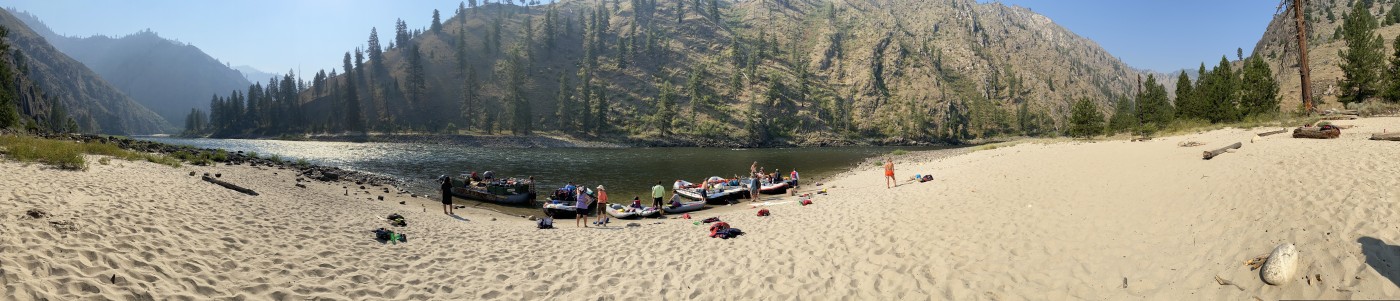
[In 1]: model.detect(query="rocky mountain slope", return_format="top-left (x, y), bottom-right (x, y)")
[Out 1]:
top-left (1253, 0), bottom-right (1400, 110)
top-left (0, 9), bottom-right (169, 134)
top-left (289, 0), bottom-right (1145, 145)
top-left (10, 9), bottom-right (251, 129)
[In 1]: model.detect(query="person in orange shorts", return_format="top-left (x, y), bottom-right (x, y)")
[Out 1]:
top-left (883, 158), bottom-right (895, 189)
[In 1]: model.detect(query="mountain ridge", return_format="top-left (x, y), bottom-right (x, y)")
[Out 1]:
top-left (8, 8), bottom-right (251, 129)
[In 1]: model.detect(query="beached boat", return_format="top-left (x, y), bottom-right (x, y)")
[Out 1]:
top-left (541, 187), bottom-right (597, 218)
top-left (743, 179), bottom-right (790, 195)
top-left (673, 178), bottom-right (747, 204)
top-left (449, 183), bottom-right (535, 205)
top-left (605, 203), bottom-right (659, 219)
top-left (662, 199), bottom-right (706, 213)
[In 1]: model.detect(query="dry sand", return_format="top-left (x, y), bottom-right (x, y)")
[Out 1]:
top-left (3, 118), bottom-right (1400, 300)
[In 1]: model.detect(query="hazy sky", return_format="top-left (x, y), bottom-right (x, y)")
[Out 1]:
top-left (9, 0), bottom-right (1277, 75)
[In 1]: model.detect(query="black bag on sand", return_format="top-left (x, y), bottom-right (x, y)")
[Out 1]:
top-left (538, 217), bottom-right (554, 229)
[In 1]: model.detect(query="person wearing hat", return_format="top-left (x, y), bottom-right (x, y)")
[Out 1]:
top-left (595, 185), bottom-right (609, 219)
top-left (439, 175), bottom-right (455, 215)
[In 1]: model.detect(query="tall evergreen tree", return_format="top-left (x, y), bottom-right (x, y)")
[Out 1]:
top-left (342, 52), bottom-right (364, 132)
top-left (407, 45), bottom-right (427, 119)
top-left (1338, 1), bottom-right (1386, 104)
top-left (462, 68), bottom-right (481, 130)
top-left (1135, 74), bottom-right (1173, 134)
top-left (555, 74), bottom-right (574, 131)
top-left (431, 9), bottom-right (443, 33)
top-left (654, 81), bottom-right (676, 138)
top-left (1238, 56), bottom-right (1280, 116)
top-left (503, 50), bottom-right (531, 135)
top-left (1384, 36), bottom-right (1400, 103)
top-left (395, 19), bottom-right (410, 48)
top-left (595, 89), bottom-right (609, 134)
top-left (1173, 70), bottom-right (1199, 120)
top-left (1197, 57), bottom-right (1239, 123)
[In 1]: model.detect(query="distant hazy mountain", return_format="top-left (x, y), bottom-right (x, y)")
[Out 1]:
top-left (0, 9), bottom-right (170, 134)
top-left (9, 9), bottom-right (250, 128)
top-left (234, 65), bottom-right (280, 84)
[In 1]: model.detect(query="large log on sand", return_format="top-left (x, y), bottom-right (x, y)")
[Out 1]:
top-left (1203, 142), bottom-right (1243, 160)
top-left (1292, 127), bottom-right (1341, 139)
top-left (202, 175), bottom-right (259, 196)
top-left (1256, 129), bottom-right (1288, 137)
top-left (1371, 132), bottom-right (1400, 141)
top-left (1319, 115), bottom-right (1359, 121)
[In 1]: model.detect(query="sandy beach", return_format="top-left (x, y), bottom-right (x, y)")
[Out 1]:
top-left (3, 118), bottom-right (1400, 300)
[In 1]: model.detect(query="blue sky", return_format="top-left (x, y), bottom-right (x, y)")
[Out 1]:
top-left (981, 0), bottom-right (1279, 72)
top-left (8, 0), bottom-right (1277, 74)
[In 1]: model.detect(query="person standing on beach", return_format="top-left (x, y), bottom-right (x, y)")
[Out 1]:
top-left (595, 185), bottom-right (609, 220)
top-left (790, 169), bottom-right (800, 188)
top-left (575, 188), bottom-right (590, 227)
top-left (884, 158), bottom-right (896, 189)
top-left (651, 181), bottom-right (666, 210)
top-left (440, 175), bottom-right (455, 215)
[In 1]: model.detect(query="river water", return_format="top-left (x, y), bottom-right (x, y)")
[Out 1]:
top-left (139, 137), bottom-right (950, 215)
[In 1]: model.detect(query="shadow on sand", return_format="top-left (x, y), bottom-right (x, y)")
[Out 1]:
top-left (1357, 236), bottom-right (1400, 288)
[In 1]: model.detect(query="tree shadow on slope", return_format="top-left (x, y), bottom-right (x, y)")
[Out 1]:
top-left (1358, 236), bottom-right (1400, 288)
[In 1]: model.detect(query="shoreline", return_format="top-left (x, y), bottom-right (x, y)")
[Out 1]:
top-left (4, 117), bottom-right (1398, 299)
top-left (183, 131), bottom-right (981, 149)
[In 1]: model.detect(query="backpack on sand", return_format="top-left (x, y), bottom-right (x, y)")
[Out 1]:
top-left (538, 217), bottom-right (555, 229)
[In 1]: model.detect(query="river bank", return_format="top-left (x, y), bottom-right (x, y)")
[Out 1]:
top-left (194, 130), bottom-right (972, 149)
top-left (4, 117), bottom-right (1398, 299)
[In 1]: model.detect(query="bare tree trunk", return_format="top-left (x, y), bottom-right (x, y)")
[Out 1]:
top-left (1293, 0), bottom-right (1314, 113)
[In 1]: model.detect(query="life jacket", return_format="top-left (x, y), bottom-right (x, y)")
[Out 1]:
top-left (757, 209), bottom-right (770, 216)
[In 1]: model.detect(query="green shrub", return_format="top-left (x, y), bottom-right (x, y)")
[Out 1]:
top-left (295, 158), bottom-right (309, 167)
top-left (890, 149), bottom-right (908, 156)
top-left (0, 136), bottom-right (85, 170)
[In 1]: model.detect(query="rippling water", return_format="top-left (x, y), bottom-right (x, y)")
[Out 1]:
top-left (139, 137), bottom-right (950, 214)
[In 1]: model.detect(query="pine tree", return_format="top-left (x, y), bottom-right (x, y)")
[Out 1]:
top-left (677, 0), bottom-right (685, 23)
top-left (1338, 1), bottom-right (1386, 104)
top-left (1172, 70), bottom-right (1198, 120)
top-left (555, 73), bottom-right (573, 130)
top-left (1238, 56), bottom-right (1280, 116)
top-left (462, 68), bottom-right (480, 130)
top-left (1197, 57), bottom-right (1239, 123)
top-left (1384, 36), bottom-right (1400, 103)
top-left (1135, 74), bottom-right (1174, 134)
top-left (395, 19), bottom-right (410, 47)
top-left (544, 6), bottom-right (559, 50)
top-left (708, 0), bottom-right (720, 21)
top-left (342, 52), bottom-right (364, 132)
top-left (503, 50), bottom-right (531, 135)
top-left (1068, 98), bottom-right (1104, 138)
top-left (594, 89), bottom-right (609, 135)
top-left (407, 45), bottom-right (427, 118)
top-left (654, 81), bottom-right (676, 138)
top-left (431, 9), bottom-right (443, 33)
top-left (1107, 95), bottom-right (1137, 134)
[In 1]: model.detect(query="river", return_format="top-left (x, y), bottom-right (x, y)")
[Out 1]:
top-left (138, 137), bottom-right (952, 215)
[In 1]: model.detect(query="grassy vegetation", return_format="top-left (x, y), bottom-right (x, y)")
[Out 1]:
top-left (0, 135), bottom-right (180, 170)
top-left (890, 149), bottom-right (909, 156)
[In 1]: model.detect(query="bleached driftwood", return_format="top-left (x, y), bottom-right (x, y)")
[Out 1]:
top-left (1203, 142), bottom-right (1242, 160)
top-left (203, 175), bottom-right (259, 196)
top-left (1370, 132), bottom-right (1400, 141)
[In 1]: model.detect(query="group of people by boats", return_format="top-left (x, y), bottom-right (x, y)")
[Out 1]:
top-left (436, 163), bottom-right (803, 227)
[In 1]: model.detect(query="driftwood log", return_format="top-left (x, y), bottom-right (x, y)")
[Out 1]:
top-left (1371, 132), bottom-right (1400, 141)
top-left (1319, 115), bottom-right (1359, 121)
top-left (1292, 127), bottom-right (1341, 139)
top-left (1256, 129), bottom-right (1288, 137)
top-left (1203, 142), bottom-right (1243, 160)
top-left (202, 175), bottom-right (259, 196)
